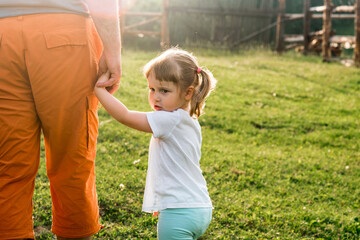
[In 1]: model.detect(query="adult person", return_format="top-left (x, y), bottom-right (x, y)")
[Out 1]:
top-left (0, 0), bottom-right (121, 239)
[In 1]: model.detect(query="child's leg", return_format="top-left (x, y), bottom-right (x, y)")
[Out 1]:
top-left (157, 208), bottom-right (212, 240)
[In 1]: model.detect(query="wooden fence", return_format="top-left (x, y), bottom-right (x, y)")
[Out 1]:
top-left (118, 0), bottom-right (360, 67)
top-left (119, 0), bottom-right (169, 49)
top-left (119, 0), bottom-right (281, 49)
top-left (168, 0), bottom-right (278, 48)
top-left (276, 0), bottom-right (360, 66)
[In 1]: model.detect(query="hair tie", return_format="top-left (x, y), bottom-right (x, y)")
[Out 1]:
top-left (197, 67), bottom-right (202, 74)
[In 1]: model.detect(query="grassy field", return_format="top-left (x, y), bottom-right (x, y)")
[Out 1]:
top-left (33, 49), bottom-right (360, 239)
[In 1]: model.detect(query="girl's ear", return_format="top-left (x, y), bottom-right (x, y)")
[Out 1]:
top-left (184, 86), bottom-right (194, 101)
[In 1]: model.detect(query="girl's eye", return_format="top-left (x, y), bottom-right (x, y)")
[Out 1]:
top-left (150, 88), bottom-right (155, 92)
top-left (161, 89), bottom-right (168, 93)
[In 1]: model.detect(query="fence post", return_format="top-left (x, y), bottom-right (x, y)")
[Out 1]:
top-left (355, 0), bottom-right (360, 67)
top-left (322, 0), bottom-right (332, 62)
top-left (276, 0), bottom-right (286, 53)
top-left (303, 0), bottom-right (311, 55)
top-left (161, 0), bottom-right (170, 49)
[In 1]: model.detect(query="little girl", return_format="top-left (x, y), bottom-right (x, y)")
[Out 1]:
top-left (95, 48), bottom-right (217, 239)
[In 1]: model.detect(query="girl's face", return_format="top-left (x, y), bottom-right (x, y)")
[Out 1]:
top-left (147, 72), bottom-right (189, 112)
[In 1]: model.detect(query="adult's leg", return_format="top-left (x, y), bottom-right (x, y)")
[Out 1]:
top-left (0, 16), bottom-right (41, 239)
top-left (23, 13), bottom-right (103, 239)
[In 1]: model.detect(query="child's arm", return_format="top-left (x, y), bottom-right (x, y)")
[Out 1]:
top-left (94, 73), bottom-right (152, 133)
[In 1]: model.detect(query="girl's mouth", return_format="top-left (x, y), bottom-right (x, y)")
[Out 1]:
top-left (154, 105), bottom-right (162, 111)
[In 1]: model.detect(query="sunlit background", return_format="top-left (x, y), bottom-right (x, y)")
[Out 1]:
top-left (119, 0), bottom-right (356, 57)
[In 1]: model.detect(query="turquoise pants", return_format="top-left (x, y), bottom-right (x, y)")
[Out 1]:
top-left (157, 207), bottom-right (212, 240)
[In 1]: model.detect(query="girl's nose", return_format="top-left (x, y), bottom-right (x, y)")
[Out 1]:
top-left (154, 92), bottom-right (160, 101)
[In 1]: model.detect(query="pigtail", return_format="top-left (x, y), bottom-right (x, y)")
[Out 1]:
top-left (190, 68), bottom-right (217, 118)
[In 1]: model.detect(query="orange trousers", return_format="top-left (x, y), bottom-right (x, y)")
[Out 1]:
top-left (0, 14), bottom-right (102, 239)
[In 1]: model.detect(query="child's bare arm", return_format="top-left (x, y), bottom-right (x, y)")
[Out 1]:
top-left (94, 73), bottom-right (152, 133)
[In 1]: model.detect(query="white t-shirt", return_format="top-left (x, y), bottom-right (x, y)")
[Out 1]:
top-left (142, 109), bottom-right (212, 212)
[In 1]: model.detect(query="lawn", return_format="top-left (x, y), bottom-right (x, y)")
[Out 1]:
top-left (34, 48), bottom-right (360, 239)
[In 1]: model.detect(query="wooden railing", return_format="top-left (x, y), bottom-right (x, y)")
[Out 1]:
top-left (275, 0), bottom-right (360, 67)
top-left (119, 0), bottom-right (169, 49)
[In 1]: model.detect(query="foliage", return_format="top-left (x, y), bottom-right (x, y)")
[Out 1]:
top-left (33, 48), bottom-right (360, 239)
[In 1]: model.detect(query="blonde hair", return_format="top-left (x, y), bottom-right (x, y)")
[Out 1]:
top-left (143, 48), bottom-right (217, 118)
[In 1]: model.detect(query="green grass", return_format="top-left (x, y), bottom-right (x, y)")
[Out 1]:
top-left (34, 49), bottom-right (360, 239)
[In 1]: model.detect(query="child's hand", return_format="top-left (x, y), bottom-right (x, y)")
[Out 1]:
top-left (96, 71), bottom-right (110, 88)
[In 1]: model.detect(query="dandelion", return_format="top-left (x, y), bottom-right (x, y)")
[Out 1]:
top-left (119, 184), bottom-right (125, 191)
top-left (133, 159), bottom-right (141, 165)
top-left (345, 166), bottom-right (349, 170)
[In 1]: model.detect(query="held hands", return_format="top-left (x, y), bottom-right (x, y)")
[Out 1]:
top-left (96, 71), bottom-right (111, 87)
top-left (86, 0), bottom-right (122, 95)
top-left (96, 52), bottom-right (121, 94)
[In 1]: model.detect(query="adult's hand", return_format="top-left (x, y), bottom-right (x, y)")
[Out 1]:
top-left (84, 0), bottom-right (122, 94)
top-left (97, 52), bottom-right (122, 95)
